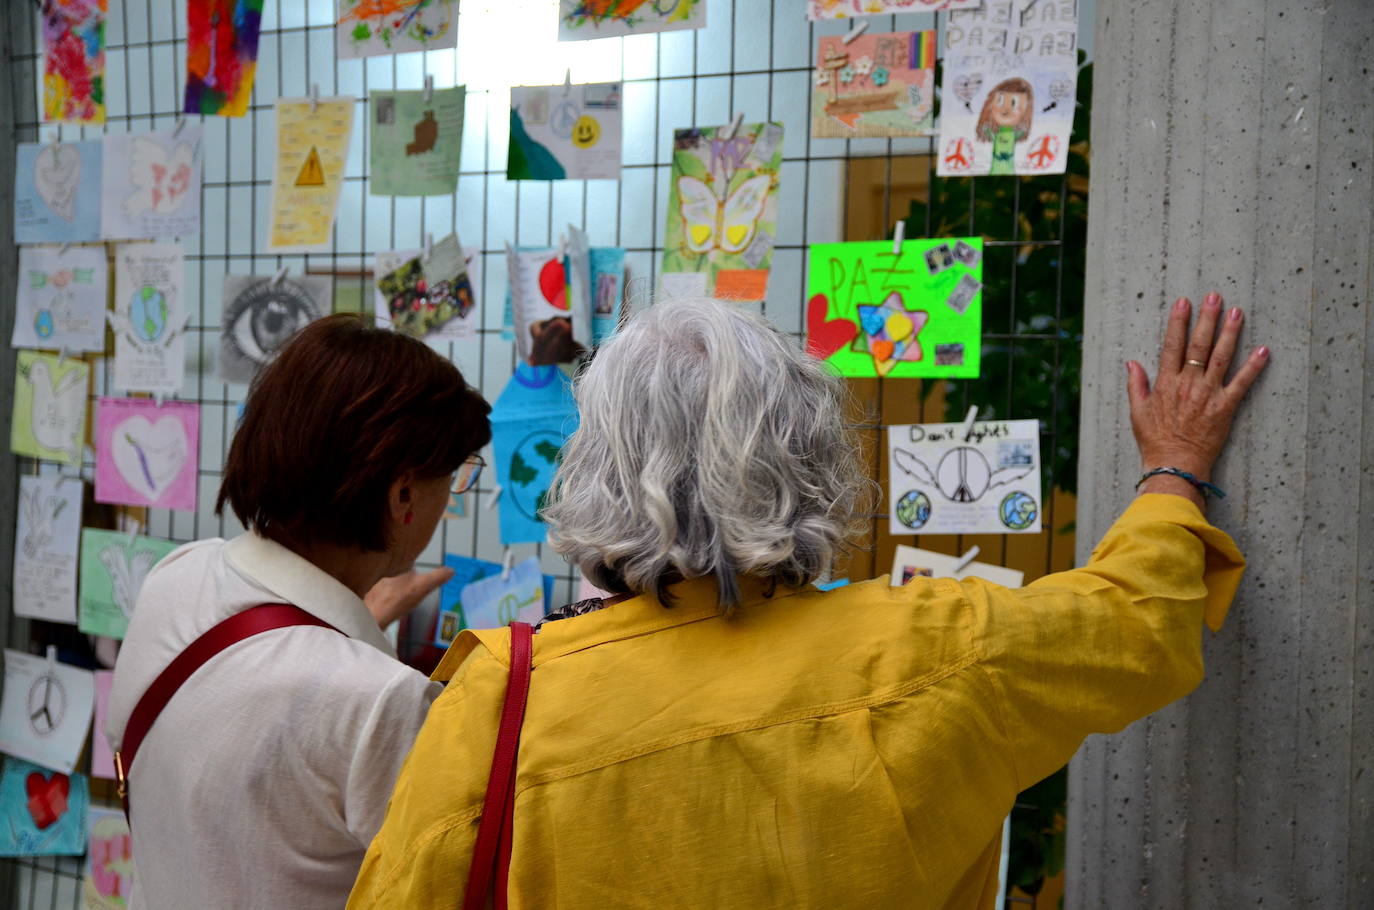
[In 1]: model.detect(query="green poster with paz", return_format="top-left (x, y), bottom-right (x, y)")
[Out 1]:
top-left (805, 238), bottom-right (982, 379)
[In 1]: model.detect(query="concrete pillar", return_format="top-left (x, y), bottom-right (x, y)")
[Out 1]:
top-left (1069, 0), bottom-right (1373, 906)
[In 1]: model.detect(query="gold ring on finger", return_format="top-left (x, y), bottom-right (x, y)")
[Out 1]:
top-left (1185, 359), bottom-right (1207, 368)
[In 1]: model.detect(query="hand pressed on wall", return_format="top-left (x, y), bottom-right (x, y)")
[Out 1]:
top-left (364, 565), bottom-right (455, 630)
top-left (1125, 293), bottom-right (1269, 508)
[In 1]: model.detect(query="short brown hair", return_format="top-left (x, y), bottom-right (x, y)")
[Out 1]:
top-left (217, 315), bottom-right (491, 552)
top-left (976, 77), bottom-right (1034, 142)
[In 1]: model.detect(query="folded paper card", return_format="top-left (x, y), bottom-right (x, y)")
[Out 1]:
top-left (490, 365), bottom-right (580, 545)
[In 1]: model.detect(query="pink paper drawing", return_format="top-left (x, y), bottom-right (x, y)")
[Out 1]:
top-left (94, 398), bottom-right (199, 512)
top-left (91, 671), bottom-right (114, 780)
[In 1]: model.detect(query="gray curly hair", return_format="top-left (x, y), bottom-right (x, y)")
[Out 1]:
top-left (544, 298), bottom-right (869, 609)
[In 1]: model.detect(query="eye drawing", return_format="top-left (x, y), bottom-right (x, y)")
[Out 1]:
top-left (218, 277), bottom-right (326, 383)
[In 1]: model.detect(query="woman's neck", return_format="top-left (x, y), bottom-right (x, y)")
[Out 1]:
top-left (285, 538), bottom-right (392, 599)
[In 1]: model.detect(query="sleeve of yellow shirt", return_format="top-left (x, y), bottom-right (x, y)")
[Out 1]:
top-left (967, 492), bottom-right (1245, 790)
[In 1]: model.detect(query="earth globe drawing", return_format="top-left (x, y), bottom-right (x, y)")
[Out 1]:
top-left (130, 285), bottom-right (169, 342)
top-left (33, 309), bottom-right (55, 339)
top-left (507, 429), bottom-right (565, 522)
top-left (1000, 491), bottom-right (1038, 530)
top-left (895, 490), bottom-right (933, 530)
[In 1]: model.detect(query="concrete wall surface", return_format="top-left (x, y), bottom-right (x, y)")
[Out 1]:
top-left (1069, 0), bottom-right (1373, 906)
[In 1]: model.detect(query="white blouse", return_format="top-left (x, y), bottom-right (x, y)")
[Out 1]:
top-left (106, 533), bottom-right (441, 910)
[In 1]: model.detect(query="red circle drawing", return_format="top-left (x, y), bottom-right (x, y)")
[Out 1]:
top-left (943, 138), bottom-right (973, 172)
top-left (1025, 135), bottom-right (1061, 170)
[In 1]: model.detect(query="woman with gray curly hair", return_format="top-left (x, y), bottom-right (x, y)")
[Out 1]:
top-left (351, 294), bottom-right (1268, 909)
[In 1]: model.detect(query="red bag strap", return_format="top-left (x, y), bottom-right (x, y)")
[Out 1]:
top-left (463, 621), bottom-right (534, 910)
top-left (114, 603), bottom-right (339, 820)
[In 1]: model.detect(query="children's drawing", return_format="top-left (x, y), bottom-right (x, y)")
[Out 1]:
top-left (813, 31), bottom-right (935, 139)
top-left (558, 0), bottom-right (705, 40)
top-left (42, 0), bottom-right (106, 124)
top-left (887, 418), bottom-right (1042, 536)
top-left (78, 530), bottom-right (179, 640)
top-left (506, 244), bottom-right (588, 366)
top-left (101, 128), bottom-right (203, 240)
top-left (12, 476), bottom-right (83, 625)
top-left (0, 757), bottom-right (88, 856)
top-left (808, 0), bottom-right (979, 18)
top-left (13, 245), bottom-right (108, 352)
top-left (84, 807), bottom-right (133, 908)
top-left (373, 236), bottom-right (479, 340)
top-left (459, 557), bottom-right (545, 630)
top-left (939, 0), bottom-right (1078, 177)
top-left (95, 398), bottom-right (200, 512)
top-left (184, 0), bottom-right (264, 117)
top-left (337, 0), bottom-right (457, 58)
top-left (11, 352), bottom-right (89, 465)
top-left (110, 243), bottom-right (186, 394)
top-left (890, 545), bottom-right (1024, 588)
top-left (14, 140), bottom-right (102, 244)
top-left (490, 365), bottom-right (579, 545)
top-left (805, 238), bottom-right (982, 379)
top-left (0, 650), bottom-right (95, 776)
top-left (370, 87), bottom-right (465, 196)
top-left (90, 671), bottom-right (115, 780)
top-left (433, 554), bottom-right (500, 647)
top-left (663, 122), bottom-right (784, 302)
top-left (508, 82), bottom-right (622, 181)
top-left (588, 246), bottom-right (626, 344)
top-left (268, 96), bottom-right (355, 252)
top-left (219, 275), bottom-right (329, 383)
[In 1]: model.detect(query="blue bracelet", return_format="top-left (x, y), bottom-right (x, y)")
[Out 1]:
top-left (1136, 467), bottom-right (1226, 499)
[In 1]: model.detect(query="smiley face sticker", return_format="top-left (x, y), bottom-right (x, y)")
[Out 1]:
top-left (571, 115), bottom-right (601, 149)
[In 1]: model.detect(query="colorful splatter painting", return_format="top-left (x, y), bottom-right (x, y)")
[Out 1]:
top-left (558, 0), bottom-right (706, 41)
top-left (337, 0), bottom-right (458, 60)
top-left (43, 0), bottom-right (106, 124)
top-left (184, 0), bottom-right (264, 117)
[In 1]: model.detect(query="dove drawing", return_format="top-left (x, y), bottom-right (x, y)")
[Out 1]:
top-left (98, 545), bottom-right (157, 618)
top-left (21, 355), bottom-right (88, 464)
top-left (20, 487), bottom-right (59, 560)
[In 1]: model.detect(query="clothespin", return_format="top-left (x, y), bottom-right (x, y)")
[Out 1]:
top-left (563, 69), bottom-right (572, 97)
top-left (310, 84), bottom-right (320, 112)
top-left (960, 404), bottom-right (979, 441)
top-left (722, 111), bottom-right (745, 140)
top-left (46, 645), bottom-right (58, 674)
top-left (501, 549), bottom-right (515, 582)
top-left (952, 546), bottom-right (981, 575)
top-left (153, 392), bottom-right (165, 408)
top-left (486, 484), bottom-right (502, 510)
top-left (174, 116), bottom-right (186, 137)
top-left (271, 265), bottom-right (289, 287)
top-left (125, 518), bottom-right (142, 549)
top-left (51, 125), bottom-right (61, 148)
top-left (842, 20), bottom-right (870, 43)
top-left (57, 346), bottom-right (69, 364)
top-left (423, 74), bottom-right (434, 103)
top-left (892, 220), bottom-right (906, 255)
top-left (58, 241), bottom-right (70, 257)
top-left (423, 232), bottom-right (433, 261)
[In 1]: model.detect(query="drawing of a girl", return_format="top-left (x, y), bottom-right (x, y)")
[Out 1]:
top-left (975, 78), bottom-right (1034, 175)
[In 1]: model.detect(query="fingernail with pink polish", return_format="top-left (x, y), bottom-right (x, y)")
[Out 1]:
top-left (1229, 308), bottom-right (1242, 321)
top-left (1175, 298), bottom-right (1189, 312)
top-left (1257, 346), bottom-right (1269, 358)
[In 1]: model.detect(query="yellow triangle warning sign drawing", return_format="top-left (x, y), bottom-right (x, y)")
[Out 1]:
top-left (295, 147), bottom-right (326, 187)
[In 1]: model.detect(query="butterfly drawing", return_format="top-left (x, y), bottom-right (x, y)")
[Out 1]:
top-left (98, 545), bottom-right (157, 618)
top-left (676, 175), bottom-right (772, 255)
top-left (123, 136), bottom-right (196, 218)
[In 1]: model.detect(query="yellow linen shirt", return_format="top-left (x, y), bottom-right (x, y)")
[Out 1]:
top-left (349, 494), bottom-right (1243, 909)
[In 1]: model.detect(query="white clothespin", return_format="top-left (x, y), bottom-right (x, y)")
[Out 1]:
top-left (271, 265), bottom-right (289, 287)
top-left (124, 517), bottom-right (142, 549)
top-left (58, 241), bottom-right (70, 257)
top-left (423, 232), bottom-right (433, 261)
top-left (57, 346), bottom-right (70, 364)
top-left (842, 20), bottom-right (870, 43)
top-left (892, 220), bottom-right (906, 255)
top-left (960, 404), bottom-right (979, 442)
top-left (952, 546), bottom-right (981, 575)
top-left (423, 74), bottom-right (434, 103)
top-left (47, 645), bottom-right (58, 674)
top-left (563, 69), bottom-right (572, 97)
top-left (501, 549), bottom-right (514, 581)
top-left (174, 116), bottom-right (186, 137)
top-left (310, 84), bottom-right (320, 112)
top-left (486, 484), bottom-right (502, 510)
top-left (722, 111), bottom-right (745, 140)
top-left (153, 392), bottom-right (165, 408)
top-left (52, 126), bottom-right (61, 149)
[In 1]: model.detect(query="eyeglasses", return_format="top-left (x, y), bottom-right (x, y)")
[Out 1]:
top-left (452, 456), bottom-right (485, 495)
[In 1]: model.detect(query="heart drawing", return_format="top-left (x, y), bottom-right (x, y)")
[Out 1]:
top-left (35, 143), bottom-right (81, 222)
top-left (805, 293), bottom-right (857, 361)
top-left (25, 770), bottom-right (70, 830)
top-left (111, 416), bottom-right (189, 503)
top-left (538, 258), bottom-right (569, 311)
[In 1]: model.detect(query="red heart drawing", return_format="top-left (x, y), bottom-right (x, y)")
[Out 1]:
top-left (805, 294), bottom-right (857, 360)
top-left (538, 258), bottom-right (569, 311)
top-left (25, 771), bottom-right (70, 830)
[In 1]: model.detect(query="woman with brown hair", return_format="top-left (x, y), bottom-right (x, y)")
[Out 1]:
top-left (106, 315), bottom-right (491, 910)
top-left (977, 77), bottom-right (1035, 175)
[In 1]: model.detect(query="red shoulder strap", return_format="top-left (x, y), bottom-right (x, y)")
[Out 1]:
top-left (463, 621), bottom-right (533, 910)
top-left (115, 603), bottom-right (340, 819)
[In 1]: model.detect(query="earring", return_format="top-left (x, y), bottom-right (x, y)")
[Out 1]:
top-left (404, 512), bottom-right (413, 525)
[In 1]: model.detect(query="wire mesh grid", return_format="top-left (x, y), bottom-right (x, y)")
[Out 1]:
top-left (2, 0), bottom-right (1085, 905)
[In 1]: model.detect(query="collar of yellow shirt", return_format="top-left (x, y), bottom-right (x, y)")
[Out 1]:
top-left (431, 574), bottom-right (802, 682)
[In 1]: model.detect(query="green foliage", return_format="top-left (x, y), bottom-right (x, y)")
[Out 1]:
top-left (1007, 767), bottom-right (1068, 896)
top-left (900, 58), bottom-right (1091, 495)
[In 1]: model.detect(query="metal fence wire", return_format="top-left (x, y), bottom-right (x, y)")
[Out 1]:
top-left (0, 0), bottom-right (1086, 905)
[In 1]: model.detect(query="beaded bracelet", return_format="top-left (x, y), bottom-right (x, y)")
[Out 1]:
top-left (1136, 467), bottom-right (1226, 500)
